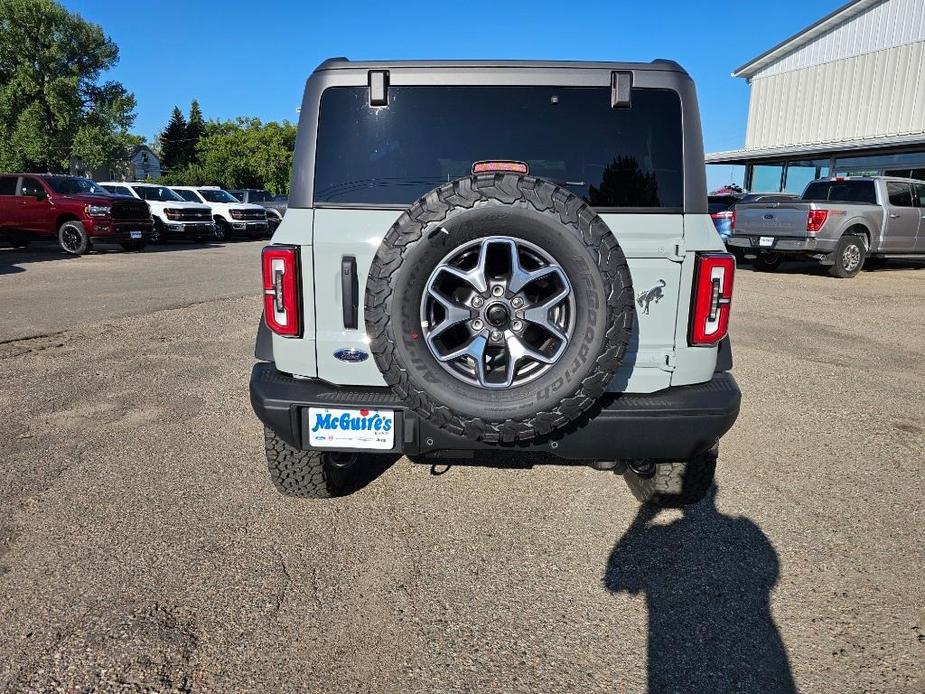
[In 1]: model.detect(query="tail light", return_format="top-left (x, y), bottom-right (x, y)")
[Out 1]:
top-left (806, 209), bottom-right (828, 233)
top-left (262, 245), bottom-right (301, 337)
top-left (690, 253), bottom-right (735, 346)
top-left (709, 209), bottom-right (736, 229)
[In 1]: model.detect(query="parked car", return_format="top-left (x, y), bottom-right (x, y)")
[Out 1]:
top-left (228, 188), bottom-right (287, 232)
top-left (249, 57), bottom-right (741, 507)
top-left (729, 176), bottom-right (925, 277)
top-left (0, 174), bottom-right (153, 254)
top-left (170, 186), bottom-right (268, 240)
top-left (709, 192), bottom-right (800, 240)
top-left (99, 182), bottom-right (214, 244)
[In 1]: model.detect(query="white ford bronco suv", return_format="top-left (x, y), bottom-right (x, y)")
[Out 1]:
top-left (250, 58), bottom-right (741, 506)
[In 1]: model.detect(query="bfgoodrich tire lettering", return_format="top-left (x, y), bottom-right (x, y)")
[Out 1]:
top-left (365, 173), bottom-right (635, 443)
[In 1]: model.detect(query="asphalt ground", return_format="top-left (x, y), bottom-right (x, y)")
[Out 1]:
top-left (1, 242), bottom-right (923, 692)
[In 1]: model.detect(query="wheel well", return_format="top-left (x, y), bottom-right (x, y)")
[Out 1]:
top-left (844, 224), bottom-right (870, 249)
top-left (214, 215), bottom-right (228, 224)
top-left (56, 213), bottom-right (81, 230)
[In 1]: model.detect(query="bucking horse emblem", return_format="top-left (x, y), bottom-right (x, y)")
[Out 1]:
top-left (637, 279), bottom-right (666, 315)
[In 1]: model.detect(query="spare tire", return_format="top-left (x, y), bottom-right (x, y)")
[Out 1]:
top-left (366, 173), bottom-right (634, 443)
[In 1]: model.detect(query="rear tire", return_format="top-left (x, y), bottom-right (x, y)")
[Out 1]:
top-left (623, 446), bottom-right (718, 507)
top-left (752, 252), bottom-right (782, 272)
top-left (829, 234), bottom-right (866, 278)
top-left (264, 427), bottom-right (358, 498)
top-left (58, 220), bottom-right (91, 255)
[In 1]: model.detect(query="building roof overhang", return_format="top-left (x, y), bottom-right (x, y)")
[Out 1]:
top-left (706, 133), bottom-right (925, 165)
top-left (732, 0), bottom-right (883, 79)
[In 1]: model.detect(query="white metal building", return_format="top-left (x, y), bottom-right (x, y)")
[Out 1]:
top-left (706, 0), bottom-right (925, 192)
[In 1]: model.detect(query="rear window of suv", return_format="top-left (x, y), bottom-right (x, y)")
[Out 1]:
top-left (313, 86), bottom-right (684, 209)
top-left (802, 181), bottom-right (877, 205)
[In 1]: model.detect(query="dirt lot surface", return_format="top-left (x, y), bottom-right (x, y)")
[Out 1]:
top-left (1, 243), bottom-right (923, 693)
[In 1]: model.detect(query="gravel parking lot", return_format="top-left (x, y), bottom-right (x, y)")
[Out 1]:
top-left (1, 243), bottom-right (923, 693)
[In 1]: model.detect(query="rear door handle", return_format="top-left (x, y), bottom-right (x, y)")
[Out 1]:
top-left (889, 213), bottom-right (901, 218)
top-left (341, 256), bottom-right (358, 329)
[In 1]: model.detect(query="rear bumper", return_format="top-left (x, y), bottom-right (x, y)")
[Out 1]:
top-left (249, 363), bottom-right (741, 462)
top-left (728, 235), bottom-right (837, 254)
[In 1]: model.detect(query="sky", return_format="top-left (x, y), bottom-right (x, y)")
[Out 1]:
top-left (64, 0), bottom-right (845, 192)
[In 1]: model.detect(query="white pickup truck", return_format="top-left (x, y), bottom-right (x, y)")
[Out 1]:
top-left (170, 186), bottom-right (268, 241)
top-left (99, 182), bottom-right (215, 244)
top-left (729, 176), bottom-right (925, 277)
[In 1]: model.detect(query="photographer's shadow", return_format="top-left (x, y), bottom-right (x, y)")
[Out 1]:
top-left (604, 485), bottom-right (796, 693)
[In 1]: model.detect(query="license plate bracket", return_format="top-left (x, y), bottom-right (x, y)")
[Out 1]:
top-left (759, 236), bottom-right (775, 248)
top-left (305, 407), bottom-right (396, 451)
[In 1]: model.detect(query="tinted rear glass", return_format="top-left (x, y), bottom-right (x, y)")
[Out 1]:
top-left (313, 86), bottom-right (684, 208)
top-left (802, 181), bottom-right (877, 204)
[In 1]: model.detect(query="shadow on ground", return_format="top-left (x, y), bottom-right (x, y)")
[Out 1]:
top-left (739, 256), bottom-right (925, 276)
top-left (604, 485), bottom-right (796, 693)
top-left (0, 239), bottom-right (265, 275)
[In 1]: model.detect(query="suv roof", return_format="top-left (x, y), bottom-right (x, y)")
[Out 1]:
top-left (314, 57), bottom-right (688, 73)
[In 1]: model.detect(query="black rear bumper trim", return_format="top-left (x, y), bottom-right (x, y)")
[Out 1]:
top-left (250, 363), bottom-right (741, 461)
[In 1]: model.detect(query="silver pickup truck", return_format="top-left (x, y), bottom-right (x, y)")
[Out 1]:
top-left (729, 176), bottom-right (925, 277)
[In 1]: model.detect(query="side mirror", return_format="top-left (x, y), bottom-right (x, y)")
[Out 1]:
top-left (33, 191), bottom-right (47, 200)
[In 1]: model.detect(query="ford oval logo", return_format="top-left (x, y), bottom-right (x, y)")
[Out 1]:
top-left (334, 348), bottom-right (369, 363)
top-left (763, 213), bottom-right (775, 220)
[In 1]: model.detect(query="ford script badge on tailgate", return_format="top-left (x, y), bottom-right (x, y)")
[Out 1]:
top-left (334, 348), bottom-right (369, 363)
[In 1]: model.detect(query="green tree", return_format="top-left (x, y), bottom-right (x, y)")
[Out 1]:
top-left (0, 0), bottom-right (136, 172)
top-left (158, 106), bottom-right (188, 172)
top-left (185, 99), bottom-right (204, 164)
top-left (154, 114), bottom-right (296, 193)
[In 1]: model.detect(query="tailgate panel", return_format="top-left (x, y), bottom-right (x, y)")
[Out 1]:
top-left (308, 209), bottom-right (683, 393)
top-left (735, 204), bottom-right (810, 238)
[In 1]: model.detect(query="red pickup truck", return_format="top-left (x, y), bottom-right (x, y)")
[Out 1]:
top-left (0, 174), bottom-right (154, 254)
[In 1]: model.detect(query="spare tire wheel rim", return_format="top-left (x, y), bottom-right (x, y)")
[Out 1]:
top-left (420, 236), bottom-right (574, 389)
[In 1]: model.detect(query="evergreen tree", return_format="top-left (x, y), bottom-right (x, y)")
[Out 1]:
top-left (185, 100), bottom-right (205, 165)
top-left (158, 107), bottom-right (188, 172)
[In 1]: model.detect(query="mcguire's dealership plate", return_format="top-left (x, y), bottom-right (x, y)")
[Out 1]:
top-left (306, 407), bottom-right (395, 450)
top-left (130, 231), bottom-right (143, 239)
top-left (759, 236), bottom-right (775, 247)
